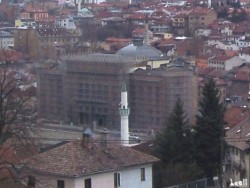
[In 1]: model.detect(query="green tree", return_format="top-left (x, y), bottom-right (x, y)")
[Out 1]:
top-left (155, 98), bottom-right (192, 164)
top-left (194, 79), bottom-right (225, 179)
top-left (154, 98), bottom-right (202, 187)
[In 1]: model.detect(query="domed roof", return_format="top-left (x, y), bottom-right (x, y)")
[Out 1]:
top-left (116, 43), bottom-right (164, 61)
top-left (78, 8), bottom-right (93, 17)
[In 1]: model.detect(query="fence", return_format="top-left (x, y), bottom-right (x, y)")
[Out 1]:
top-left (163, 178), bottom-right (218, 188)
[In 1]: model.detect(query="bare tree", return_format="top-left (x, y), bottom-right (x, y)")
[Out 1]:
top-left (0, 62), bottom-right (37, 186)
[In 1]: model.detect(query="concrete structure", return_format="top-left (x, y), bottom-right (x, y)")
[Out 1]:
top-left (37, 54), bottom-right (198, 130)
top-left (37, 54), bottom-right (142, 129)
top-left (129, 58), bottom-right (198, 130)
top-left (119, 81), bottom-right (130, 145)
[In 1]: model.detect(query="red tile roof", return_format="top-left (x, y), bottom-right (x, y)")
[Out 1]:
top-left (189, 7), bottom-right (213, 15)
top-left (209, 54), bottom-right (233, 62)
top-left (127, 13), bottom-right (146, 20)
top-left (26, 140), bottom-right (159, 177)
top-left (105, 37), bottom-right (132, 43)
top-left (224, 106), bottom-right (250, 128)
top-left (226, 116), bottom-right (250, 150)
top-left (239, 46), bottom-right (250, 54)
top-left (232, 71), bottom-right (250, 81)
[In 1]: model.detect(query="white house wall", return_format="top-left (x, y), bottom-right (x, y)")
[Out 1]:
top-left (30, 164), bottom-right (153, 188)
top-left (225, 56), bottom-right (243, 71)
top-left (239, 53), bottom-right (250, 62)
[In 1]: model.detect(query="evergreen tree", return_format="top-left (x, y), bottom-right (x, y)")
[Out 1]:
top-left (194, 79), bottom-right (225, 178)
top-left (155, 98), bottom-right (192, 164)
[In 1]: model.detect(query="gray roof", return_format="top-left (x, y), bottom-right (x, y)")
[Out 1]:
top-left (116, 44), bottom-right (164, 61)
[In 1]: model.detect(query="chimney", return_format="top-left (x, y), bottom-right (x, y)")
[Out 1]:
top-left (101, 129), bottom-right (109, 148)
top-left (82, 127), bottom-right (93, 147)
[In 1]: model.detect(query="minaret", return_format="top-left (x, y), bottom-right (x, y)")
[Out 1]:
top-left (144, 14), bottom-right (149, 45)
top-left (77, 0), bottom-right (82, 13)
top-left (208, 0), bottom-right (211, 8)
top-left (119, 79), bottom-right (130, 146)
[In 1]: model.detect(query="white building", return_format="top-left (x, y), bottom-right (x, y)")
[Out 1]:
top-left (0, 31), bottom-right (14, 50)
top-left (55, 16), bottom-right (77, 30)
top-left (24, 138), bottom-right (159, 188)
top-left (236, 37), bottom-right (250, 48)
top-left (208, 55), bottom-right (243, 71)
top-left (239, 46), bottom-right (250, 62)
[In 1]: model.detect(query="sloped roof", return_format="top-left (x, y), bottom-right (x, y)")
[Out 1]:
top-left (209, 54), bottom-right (233, 62)
top-left (224, 107), bottom-right (250, 128)
top-left (25, 141), bottom-right (159, 177)
top-left (226, 117), bottom-right (250, 151)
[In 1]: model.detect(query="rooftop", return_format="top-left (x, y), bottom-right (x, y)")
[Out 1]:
top-left (25, 140), bottom-right (159, 177)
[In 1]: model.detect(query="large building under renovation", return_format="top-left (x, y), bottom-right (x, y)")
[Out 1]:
top-left (129, 58), bottom-right (198, 130)
top-left (37, 53), bottom-right (198, 131)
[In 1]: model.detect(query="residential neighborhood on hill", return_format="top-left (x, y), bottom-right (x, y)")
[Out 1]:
top-left (1, 0), bottom-right (250, 187)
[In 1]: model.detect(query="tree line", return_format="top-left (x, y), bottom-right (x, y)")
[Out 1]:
top-left (154, 79), bottom-right (225, 188)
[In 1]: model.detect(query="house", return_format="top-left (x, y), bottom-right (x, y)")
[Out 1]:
top-left (55, 16), bottom-right (77, 29)
top-left (188, 7), bottom-right (217, 33)
top-left (227, 64), bottom-right (250, 98)
top-left (23, 138), bottom-right (159, 188)
top-left (239, 46), bottom-right (250, 62)
top-left (224, 117), bottom-right (250, 187)
top-left (208, 55), bottom-right (243, 71)
top-left (19, 4), bottom-right (49, 21)
top-left (15, 18), bottom-right (36, 28)
top-left (236, 36), bottom-right (250, 48)
top-left (0, 30), bottom-right (14, 50)
top-left (101, 17), bottom-right (125, 26)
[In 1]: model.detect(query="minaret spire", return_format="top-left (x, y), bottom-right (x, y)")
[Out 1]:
top-left (119, 78), bottom-right (130, 146)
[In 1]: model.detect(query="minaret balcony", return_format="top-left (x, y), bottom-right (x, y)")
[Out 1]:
top-left (119, 108), bottom-right (130, 116)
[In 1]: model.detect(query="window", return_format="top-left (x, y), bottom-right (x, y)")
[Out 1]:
top-left (28, 176), bottom-right (35, 187)
top-left (57, 180), bottom-right (65, 188)
top-left (114, 172), bottom-right (121, 188)
top-left (85, 178), bottom-right (91, 188)
top-left (141, 168), bottom-right (146, 181)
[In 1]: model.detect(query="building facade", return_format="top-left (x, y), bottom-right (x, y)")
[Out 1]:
top-left (0, 30), bottom-right (14, 50)
top-left (129, 59), bottom-right (198, 130)
top-left (188, 7), bottom-right (217, 33)
top-left (37, 54), bottom-right (140, 129)
top-left (37, 54), bottom-right (198, 130)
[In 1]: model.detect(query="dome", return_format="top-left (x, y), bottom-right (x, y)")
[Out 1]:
top-left (78, 8), bottom-right (93, 17)
top-left (116, 43), bottom-right (164, 61)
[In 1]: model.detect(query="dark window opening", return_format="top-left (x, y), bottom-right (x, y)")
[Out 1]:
top-left (114, 172), bottom-right (121, 188)
top-left (28, 176), bottom-right (35, 187)
top-left (57, 180), bottom-right (65, 188)
top-left (141, 168), bottom-right (146, 181)
top-left (85, 178), bottom-right (91, 188)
